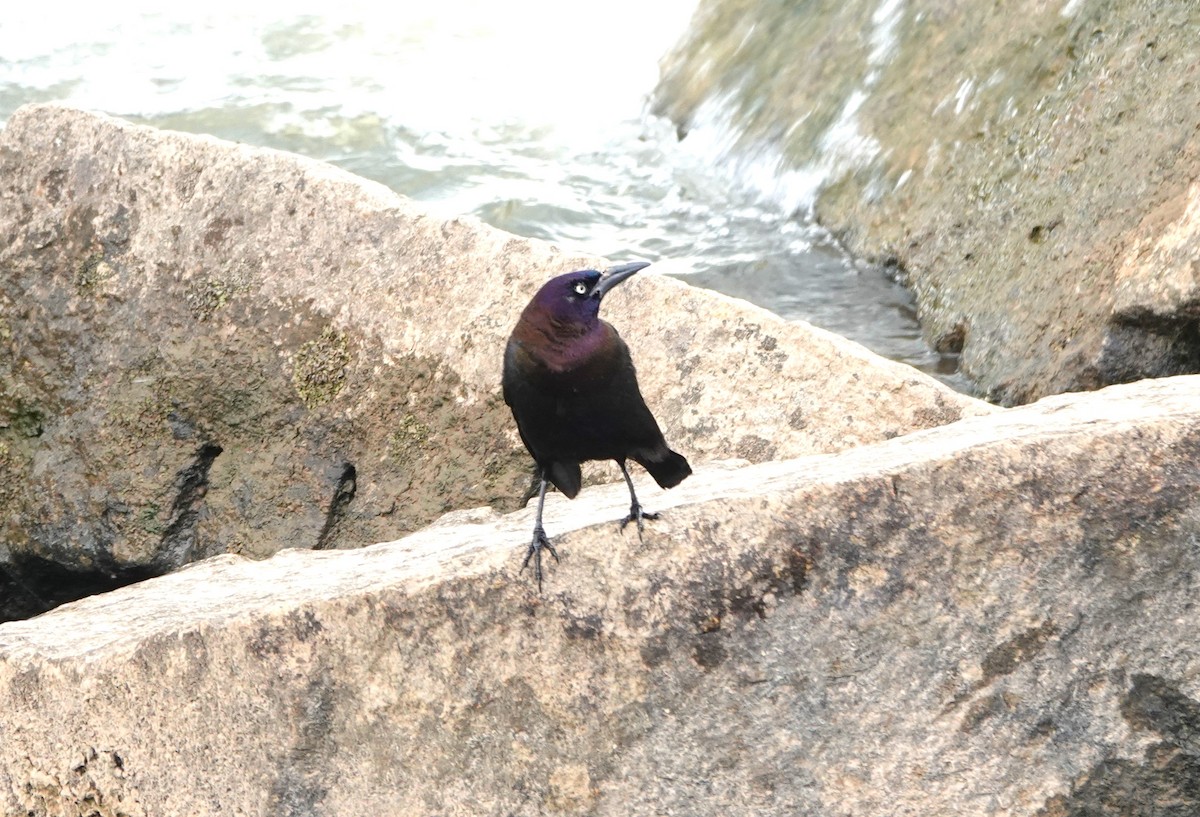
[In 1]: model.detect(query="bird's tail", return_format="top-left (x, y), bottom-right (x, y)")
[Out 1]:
top-left (635, 447), bottom-right (692, 490)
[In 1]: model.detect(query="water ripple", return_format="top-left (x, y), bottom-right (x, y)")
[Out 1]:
top-left (0, 3), bottom-right (967, 391)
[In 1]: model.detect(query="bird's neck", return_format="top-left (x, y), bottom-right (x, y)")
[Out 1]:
top-left (515, 314), bottom-right (609, 374)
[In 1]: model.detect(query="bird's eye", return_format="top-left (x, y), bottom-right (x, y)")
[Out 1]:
top-left (573, 282), bottom-right (588, 296)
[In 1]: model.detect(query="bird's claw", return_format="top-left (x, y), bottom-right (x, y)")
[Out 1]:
top-left (619, 504), bottom-right (660, 542)
top-left (520, 525), bottom-right (559, 592)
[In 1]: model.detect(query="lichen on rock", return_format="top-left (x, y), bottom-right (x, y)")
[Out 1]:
top-left (292, 324), bottom-right (351, 409)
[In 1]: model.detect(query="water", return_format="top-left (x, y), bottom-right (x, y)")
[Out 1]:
top-left (0, 2), bottom-right (967, 390)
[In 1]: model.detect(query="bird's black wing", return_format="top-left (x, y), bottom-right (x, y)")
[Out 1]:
top-left (597, 330), bottom-right (691, 489)
top-left (503, 338), bottom-right (586, 497)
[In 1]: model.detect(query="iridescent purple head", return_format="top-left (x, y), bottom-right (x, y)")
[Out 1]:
top-left (526, 261), bottom-right (650, 327)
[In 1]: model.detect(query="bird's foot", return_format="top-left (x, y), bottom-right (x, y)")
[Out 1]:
top-left (619, 503), bottom-right (660, 543)
top-left (520, 524), bottom-right (559, 592)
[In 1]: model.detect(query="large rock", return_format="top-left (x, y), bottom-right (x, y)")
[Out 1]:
top-left (654, 0), bottom-right (1200, 404)
top-left (0, 104), bottom-right (988, 618)
top-left (1, 376), bottom-right (1197, 815)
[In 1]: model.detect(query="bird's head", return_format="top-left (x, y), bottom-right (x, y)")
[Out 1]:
top-left (527, 261), bottom-right (650, 327)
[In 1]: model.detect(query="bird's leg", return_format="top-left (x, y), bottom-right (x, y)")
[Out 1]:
top-left (518, 465), bottom-right (542, 507)
top-left (618, 460), bottom-right (660, 542)
top-left (520, 472), bottom-right (558, 591)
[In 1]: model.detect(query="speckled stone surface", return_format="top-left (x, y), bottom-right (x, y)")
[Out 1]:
top-left (0, 105), bottom-right (987, 605)
top-left (1, 376), bottom-right (1197, 815)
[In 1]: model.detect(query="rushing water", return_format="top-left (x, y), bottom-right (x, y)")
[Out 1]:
top-left (0, 2), bottom-right (967, 390)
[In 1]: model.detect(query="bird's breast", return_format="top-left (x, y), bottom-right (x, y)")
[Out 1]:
top-left (510, 320), bottom-right (618, 384)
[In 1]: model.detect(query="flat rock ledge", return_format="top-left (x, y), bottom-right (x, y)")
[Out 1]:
top-left (0, 104), bottom-right (989, 610)
top-left (1, 375), bottom-right (1198, 816)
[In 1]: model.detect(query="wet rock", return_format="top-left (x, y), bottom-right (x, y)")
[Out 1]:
top-left (0, 104), bottom-right (987, 618)
top-left (654, 0), bottom-right (1200, 404)
top-left (0, 375), bottom-right (1197, 816)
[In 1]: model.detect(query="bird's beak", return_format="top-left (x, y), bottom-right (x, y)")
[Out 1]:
top-left (594, 261), bottom-right (650, 299)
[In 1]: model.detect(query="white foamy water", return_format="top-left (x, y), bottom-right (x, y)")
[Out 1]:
top-left (0, 1), bottom-right (964, 387)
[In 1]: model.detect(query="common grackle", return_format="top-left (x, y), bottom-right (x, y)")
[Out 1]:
top-left (502, 261), bottom-right (691, 589)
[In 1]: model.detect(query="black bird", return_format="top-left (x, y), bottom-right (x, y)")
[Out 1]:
top-left (502, 261), bottom-right (692, 589)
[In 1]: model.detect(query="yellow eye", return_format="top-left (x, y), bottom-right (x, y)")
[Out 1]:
top-left (573, 282), bottom-right (588, 296)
